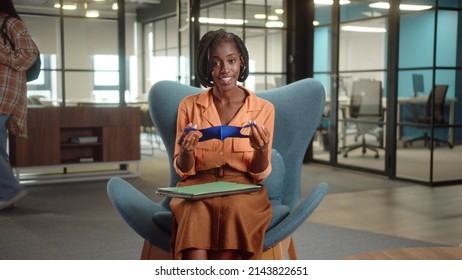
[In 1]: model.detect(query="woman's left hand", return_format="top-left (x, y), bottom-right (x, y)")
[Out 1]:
top-left (249, 120), bottom-right (270, 152)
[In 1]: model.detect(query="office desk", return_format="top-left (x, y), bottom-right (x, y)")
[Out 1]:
top-left (342, 246), bottom-right (462, 260)
top-left (398, 96), bottom-right (457, 145)
top-left (324, 96), bottom-right (457, 147)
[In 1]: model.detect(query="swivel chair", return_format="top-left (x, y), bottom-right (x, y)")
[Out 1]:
top-left (107, 78), bottom-right (329, 260)
top-left (341, 79), bottom-right (383, 159)
top-left (403, 85), bottom-right (452, 149)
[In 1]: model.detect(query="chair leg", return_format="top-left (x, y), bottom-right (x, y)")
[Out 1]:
top-left (403, 133), bottom-right (429, 148)
top-left (404, 132), bottom-right (453, 149)
top-left (260, 236), bottom-right (297, 260)
top-left (342, 135), bottom-right (380, 159)
top-left (287, 237), bottom-right (298, 260)
top-left (140, 237), bottom-right (298, 260)
top-left (140, 240), bottom-right (172, 260)
top-left (261, 242), bottom-right (284, 260)
top-left (431, 138), bottom-right (453, 149)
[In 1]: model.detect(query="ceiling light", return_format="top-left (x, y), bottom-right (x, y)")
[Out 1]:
top-left (198, 17), bottom-right (247, 25)
top-left (341, 25), bottom-right (386, 33)
top-left (313, 21), bottom-right (320, 26)
top-left (254, 14), bottom-right (266, 19)
top-left (274, 8), bottom-right (284, 14)
top-left (369, 2), bottom-right (432, 11)
top-left (266, 21), bottom-right (284, 28)
top-left (400, 4), bottom-right (432, 11)
top-left (112, 3), bottom-right (118, 10)
top-left (370, 2), bottom-right (390, 9)
top-left (62, 3), bottom-right (77, 10)
top-left (86, 10), bottom-right (99, 18)
top-left (267, 15), bottom-right (279, 21)
top-left (314, 0), bottom-right (351, 5)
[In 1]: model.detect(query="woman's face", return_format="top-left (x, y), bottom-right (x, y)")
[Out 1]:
top-left (210, 41), bottom-right (244, 91)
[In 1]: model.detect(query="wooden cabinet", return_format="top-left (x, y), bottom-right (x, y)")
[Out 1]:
top-left (9, 107), bottom-right (140, 167)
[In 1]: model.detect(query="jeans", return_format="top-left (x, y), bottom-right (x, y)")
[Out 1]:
top-left (0, 114), bottom-right (22, 201)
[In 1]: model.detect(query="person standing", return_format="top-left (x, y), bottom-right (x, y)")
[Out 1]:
top-left (0, 0), bottom-right (39, 210)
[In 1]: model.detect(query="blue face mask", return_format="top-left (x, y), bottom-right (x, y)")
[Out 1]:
top-left (184, 124), bottom-right (254, 142)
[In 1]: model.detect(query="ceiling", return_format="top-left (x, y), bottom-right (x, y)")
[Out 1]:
top-left (14, 0), bottom-right (161, 14)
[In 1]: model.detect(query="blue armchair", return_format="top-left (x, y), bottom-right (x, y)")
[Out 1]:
top-left (107, 78), bottom-right (329, 259)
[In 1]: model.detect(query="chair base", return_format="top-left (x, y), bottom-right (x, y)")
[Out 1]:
top-left (140, 236), bottom-right (297, 260)
top-left (341, 135), bottom-right (380, 159)
top-left (403, 132), bottom-right (453, 149)
top-left (342, 143), bottom-right (380, 159)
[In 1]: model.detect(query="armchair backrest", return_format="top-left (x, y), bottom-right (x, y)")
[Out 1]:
top-left (148, 78), bottom-right (325, 209)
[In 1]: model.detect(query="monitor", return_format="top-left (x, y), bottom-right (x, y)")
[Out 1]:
top-left (412, 74), bottom-right (425, 97)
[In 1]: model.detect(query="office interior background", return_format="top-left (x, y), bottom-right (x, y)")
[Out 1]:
top-left (13, 0), bottom-right (462, 186)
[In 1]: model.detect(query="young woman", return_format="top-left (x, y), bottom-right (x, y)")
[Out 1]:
top-left (170, 29), bottom-right (274, 260)
top-left (0, 0), bottom-right (39, 210)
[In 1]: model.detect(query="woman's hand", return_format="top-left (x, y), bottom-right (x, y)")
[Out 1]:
top-left (249, 120), bottom-right (270, 152)
top-left (176, 123), bottom-right (200, 173)
top-left (177, 123), bottom-right (200, 153)
top-left (248, 120), bottom-right (271, 174)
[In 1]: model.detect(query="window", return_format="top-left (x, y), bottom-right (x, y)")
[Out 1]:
top-left (93, 55), bottom-right (119, 101)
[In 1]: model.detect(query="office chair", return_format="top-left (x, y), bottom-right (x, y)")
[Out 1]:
top-left (107, 78), bottom-right (329, 260)
top-left (140, 104), bottom-right (160, 155)
top-left (27, 95), bottom-right (45, 105)
top-left (341, 79), bottom-right (383, 159)
top-left (403, 85), bottom-right (453, 149)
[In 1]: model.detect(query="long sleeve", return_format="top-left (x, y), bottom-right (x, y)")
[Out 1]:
top-left (0, 16), bottom-right (39, 71)
top-left (173, 87), bottom-right (275, 183)
top-left (0, 15), bottom-right (39, 137)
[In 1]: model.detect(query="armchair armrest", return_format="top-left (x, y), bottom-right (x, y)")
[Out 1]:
top-left (263, 182), bottom-right (329, 249)
top-left (107, 177), bottom-right (171, 252)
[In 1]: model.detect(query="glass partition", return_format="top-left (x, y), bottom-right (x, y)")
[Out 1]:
top-left (19, 5), bottom-right (137, 107)
top-left (396, 3), bottom-right (462, 185)
top-left (198, 0), bottom-right (285, 91)
top-left (23, 15), bottom-right (61, 102)
top-left (313, 4), bottom-right (332, 162)
top-left (313, 0), bottom-right (388, 171)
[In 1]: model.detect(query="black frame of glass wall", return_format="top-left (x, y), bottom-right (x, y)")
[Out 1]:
top-left (138, 0), bottom-right (288, 92)
top-left (17, 0), bottom-right (130, 107)
top-left (312, 0), bottom-right (462, 187)
top-left (18, 0), bottom-right (462, 186)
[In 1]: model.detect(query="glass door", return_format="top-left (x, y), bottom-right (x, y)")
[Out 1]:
top-left (313, 0), bottom-right (388, 173)
top-left (312, 1), bottom-right (333, 162)
top-left (336, 1), bottom-right (388, 171)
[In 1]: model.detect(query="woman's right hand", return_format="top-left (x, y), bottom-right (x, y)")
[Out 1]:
top-left (177, 123), bottom-right (200, 154)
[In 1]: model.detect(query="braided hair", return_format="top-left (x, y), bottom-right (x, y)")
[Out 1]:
top-left (195, 29), bottom-right (249, 88)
